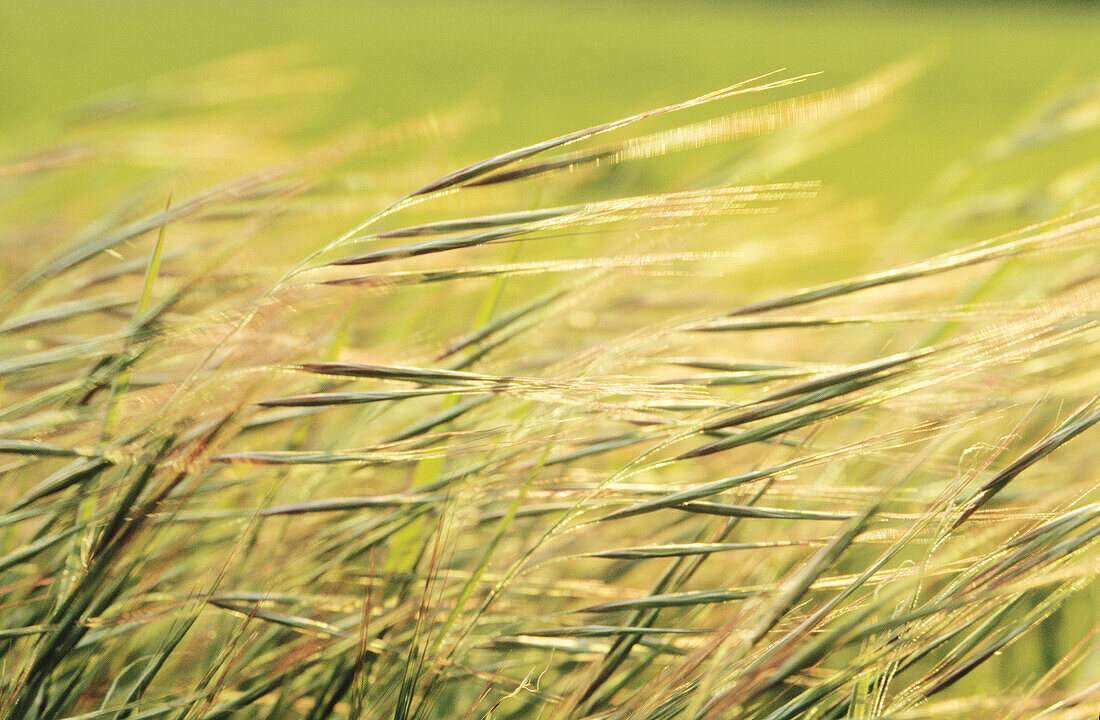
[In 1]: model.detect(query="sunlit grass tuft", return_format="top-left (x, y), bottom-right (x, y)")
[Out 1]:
top-left (1, 49), bottom-right (1099, 720)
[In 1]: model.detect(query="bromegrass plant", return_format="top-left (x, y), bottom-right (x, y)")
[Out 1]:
top-left (2, 48), bottom-right (1099, 720)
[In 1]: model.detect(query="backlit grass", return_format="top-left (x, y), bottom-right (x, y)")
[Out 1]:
top-left (2, 32), bottom-right (1100, 720)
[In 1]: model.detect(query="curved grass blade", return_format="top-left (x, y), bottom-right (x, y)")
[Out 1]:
top-left (576, 590), bottom-right (758, 614)
top-left (678, 395), bottom-right (872, 460)
top-left (408, 71), bottom-right (815, 197)
top-left (953, 394), bottom-right (1100, 528)
top-left (438, 287), bottom-right (570, 360)
top-left (0, 525), bottom-right (84, 574)
top-left (598, 463), bottom-right (795, 523)
top-left (210, 451), bottom-right (397, 465)
top-left (10, 170), bottom-right (284, 296)
top-left (7, 457), bottom-right (112, 512)
top-left (466, 61), bottom-right (918, 188)
top-left (675, 502), bottom-right (856, 521)
top-left (505, 626), bottom-right (708, 639)
top-left (325, 226), bottom-right (523, 267)
top-left (372, 206), bottom-right (582, 238)
top-left (385, 396), bottom-right (491, 444)
top-left (728, 210), bottom-right (1100, 317)
top-left (257, 387), bottom-right (467, 407)
top-left (297, 362), bottom-right (496, 386)
top-left (259, 494), bottom-right (445, 515)
top-left (584, 540), bottom-right (819, 560)
top-left (0, 296), bottom-right (132, 335)
top-left (0, 439), bottom-right (98, 458)
top-left (207, 599), bottom-right (347, 639)
top-left (745, 499), bottom-right (881, 647)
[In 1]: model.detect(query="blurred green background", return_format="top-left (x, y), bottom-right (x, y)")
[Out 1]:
top-left (2, 0), bottom-right (1098, 217)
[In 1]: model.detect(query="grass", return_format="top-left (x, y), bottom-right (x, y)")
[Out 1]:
top-left (2, 13), bottom-right (1100, 720)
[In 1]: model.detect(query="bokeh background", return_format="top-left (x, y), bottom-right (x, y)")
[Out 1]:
top-left (3, 0), bottom-right (1099, 217)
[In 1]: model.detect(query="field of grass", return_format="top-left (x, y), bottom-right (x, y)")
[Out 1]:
top-left (2, 3), bottom-right (1100, 719)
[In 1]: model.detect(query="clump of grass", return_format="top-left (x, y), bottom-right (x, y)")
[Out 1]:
top-left (1, 49), bottom-right (1099, 720)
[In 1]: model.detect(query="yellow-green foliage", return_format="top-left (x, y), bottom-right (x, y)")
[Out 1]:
top-left (1, 27), bottom-right (1100, 720)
